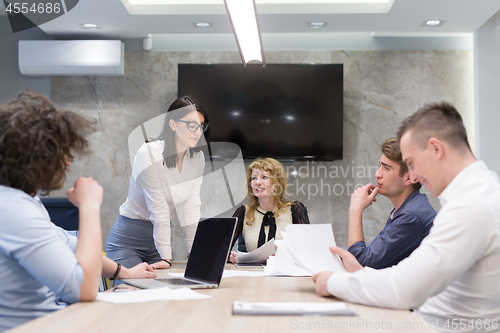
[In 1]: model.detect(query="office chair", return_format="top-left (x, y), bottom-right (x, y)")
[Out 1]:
top-left (41, 197), bottom-right (109, 291)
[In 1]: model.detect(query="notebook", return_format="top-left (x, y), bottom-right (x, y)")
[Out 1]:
top-left (123, 217), bottom-right (237, 289)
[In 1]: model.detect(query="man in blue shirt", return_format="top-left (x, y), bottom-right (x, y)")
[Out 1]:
top-left (0, 91), bottom-right (156, 332)
top-left (347, 138), bottom-right (436, 269)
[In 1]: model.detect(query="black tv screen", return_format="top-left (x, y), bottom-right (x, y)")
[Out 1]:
top-left (178, 64), bottom-right (343, 160)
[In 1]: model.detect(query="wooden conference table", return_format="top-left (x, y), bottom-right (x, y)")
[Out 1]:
top-left (9, 263), bottom-right (438, 333)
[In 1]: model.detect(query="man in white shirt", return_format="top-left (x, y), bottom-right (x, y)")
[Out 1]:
top-left (312, 102), bottom-right (500, 332)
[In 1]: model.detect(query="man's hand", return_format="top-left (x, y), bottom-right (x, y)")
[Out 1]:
top-left (348, 184), bottom-right (378, 247)
top-left (118, 262), bottom-right (156, 279)
top-left (312, 271), bottom-right (334, 296)
top-left (67, 177), bottom-right (103, 209)
top-left (70, 177), bottom-right (103, 301)
top-left (311, 247), bottom-right (364, 297)
top-left (330, 246), bottom-right (363, 273)
top-left (350, 183), bottom-right (379, 213)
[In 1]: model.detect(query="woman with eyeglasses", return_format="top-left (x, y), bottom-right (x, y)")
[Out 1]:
top-left (107, 96), bottom-right (210, 271)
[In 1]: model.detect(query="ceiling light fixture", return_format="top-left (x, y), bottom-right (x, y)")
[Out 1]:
top-left (425, 20), bottom-right (442, 26)
top-left (82, 23), bottom-right (99, 29)
top-left (224, 0), bottom-right (265, 66)
top-left (195, 22), bottom-right (211, 28)
top-left (308, 22), bottom-right (326, 28)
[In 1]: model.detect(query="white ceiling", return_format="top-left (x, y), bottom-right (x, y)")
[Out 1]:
top-left (2, 0), bottom-right (500, 50)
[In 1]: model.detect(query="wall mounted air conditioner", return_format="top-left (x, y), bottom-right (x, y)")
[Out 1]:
top-left (19, 40), bottom-right (124, 76)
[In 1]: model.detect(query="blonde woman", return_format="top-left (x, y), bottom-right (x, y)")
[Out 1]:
top-left (229, 158), bottom-right (310, 263)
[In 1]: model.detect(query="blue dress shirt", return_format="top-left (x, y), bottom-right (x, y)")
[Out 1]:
top-left (348, 190), bottom-right (436, 269)
top-left (0, 185), bottom-right (83, 332)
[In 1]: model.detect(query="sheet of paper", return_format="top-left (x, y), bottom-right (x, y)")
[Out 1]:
top-left (276, 240), bottom-right (310, 271)
top-left (286, 224), bottom-right (347, 274)
top-left (265, 243), bottom-right (311, 277)
top-left (221, 270), bottom-right (265, 278)
top-left (233, 301), bottom-right (357, 316)
top-left (168, 270), bottom-right (265, 279)
top-left (236, 239), bottom-right (276, 264)
top-left (96, 287), bottom-right (210, 303)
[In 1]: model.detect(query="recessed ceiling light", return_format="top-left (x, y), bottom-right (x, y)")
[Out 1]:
top-left (308, 22), bottom-right (327, 28)
top-left (424, 20), bottom-right (444, 26)
top-left (195, 22), bottom-right (211, 28)
top-left (81, 23), bottom-right (100, 29)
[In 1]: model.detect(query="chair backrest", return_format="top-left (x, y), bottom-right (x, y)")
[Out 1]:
top-left (41, 197), bottom-right (109, 291)
top-left (41, 197), bottom-right (79, 231)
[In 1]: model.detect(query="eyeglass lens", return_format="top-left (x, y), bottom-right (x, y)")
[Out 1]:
top-left (185, 121), bottom-right (208, 132)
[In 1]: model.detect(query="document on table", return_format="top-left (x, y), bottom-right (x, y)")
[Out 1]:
top-left (233, 301), bottom-right (357, 316)
top-left (96, 287), bottom-right (210, 303)
top-left (235, 239), bottom-right (276, 264)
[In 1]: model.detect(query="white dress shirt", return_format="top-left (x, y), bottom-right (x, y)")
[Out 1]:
top-left (327, 161), bottom-right (500, 332)
top-left (119, 141), bottom-right (204, 259)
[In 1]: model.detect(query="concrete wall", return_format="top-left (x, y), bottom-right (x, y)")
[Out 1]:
top-left (49, 50), bottom-right (474, 259)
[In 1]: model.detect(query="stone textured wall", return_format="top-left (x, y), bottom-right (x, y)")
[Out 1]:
top-left (50, 50), bottom-right (474, 260)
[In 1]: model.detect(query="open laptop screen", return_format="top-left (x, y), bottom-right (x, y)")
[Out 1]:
top-left (184, 217), bottom-right (237, 285)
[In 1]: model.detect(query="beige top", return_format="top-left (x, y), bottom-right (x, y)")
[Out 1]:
top-left (242, 205), bottom-right (292, 252)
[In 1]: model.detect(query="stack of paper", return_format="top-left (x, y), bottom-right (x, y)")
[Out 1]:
top-left (233, 301), bottom-right (356, 316)
top-left (264, 224), bottom-right (346, 276)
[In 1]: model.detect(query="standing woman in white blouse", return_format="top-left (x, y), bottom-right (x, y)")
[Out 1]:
top-left (229, 158), bottom-right (310, 263)
top-left (107, 97), bottom-right (209, 270)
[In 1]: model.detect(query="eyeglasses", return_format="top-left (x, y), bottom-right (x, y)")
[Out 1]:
top-left (176, 120), bottom-right (209, 133)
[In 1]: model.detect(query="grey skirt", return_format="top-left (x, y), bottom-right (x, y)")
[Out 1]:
top-left (106, 215), bottom-right (161, 268)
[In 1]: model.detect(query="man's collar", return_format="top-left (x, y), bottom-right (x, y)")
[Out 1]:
top-left (390, 189), bottom-right (420, 220)
top-left (438, 160), bottom-right (487, 206)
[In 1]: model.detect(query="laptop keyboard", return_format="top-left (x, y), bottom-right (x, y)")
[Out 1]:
top-left (155, 278), bottom-right (203, 286)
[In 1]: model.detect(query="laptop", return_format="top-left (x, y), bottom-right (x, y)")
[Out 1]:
top-left (122, 217), bottom-right (237, 289)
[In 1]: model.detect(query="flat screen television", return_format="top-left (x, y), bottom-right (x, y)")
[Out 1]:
top-left (178, 63), bottom-right (343, 160)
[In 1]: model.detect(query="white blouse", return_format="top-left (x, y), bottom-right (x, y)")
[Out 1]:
top-left (243, 206), bottom-right (293, 252)
top-left (119, 140), bottom-right (204, 259)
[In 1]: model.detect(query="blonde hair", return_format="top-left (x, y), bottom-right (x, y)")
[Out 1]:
top-left (244, 158), bottom-right (292, 225)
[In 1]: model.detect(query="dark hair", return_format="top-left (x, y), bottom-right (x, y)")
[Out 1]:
top-left (381, 138), bottom-right (421, 191)
top-left (158, 96), bottom-right (210, 168)
top-left (396, 102), bottom-right (471, 153)
top-left (0, 90), bottom-right (97, 195)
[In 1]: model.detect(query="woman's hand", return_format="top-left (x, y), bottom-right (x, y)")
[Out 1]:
top-left (151, 260), bottom-right (172, 269)
top-left (118, 262), bottom-right (156, 279)
top-left (229, 251), bottom-right (237, 264)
